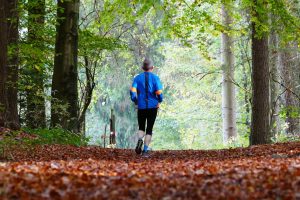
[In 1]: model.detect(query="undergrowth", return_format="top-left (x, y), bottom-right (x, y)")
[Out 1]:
top-left (0, 128), bottom-right (89, 160)
top-left (26, 128), bottom-right (90, 146)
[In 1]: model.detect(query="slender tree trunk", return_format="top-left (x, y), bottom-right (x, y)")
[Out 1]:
top-left (250, 25), bottom-right (271, 145)
top-left (269, 23), bottom-right (280, 137)
top-left (221, 2), bottom-right (237, 144)
top-left (238, 37), bottom-right (251, 129)
top-left (78, 56), bottom-right (96, 132)
top-left (26, 0), bottom-right (46, 128)
top-left (0, 0), bottom-right (8, 127)
top-left (110, 109), bottom-right (116, 145)
top-left (51, 0), bottom-right (79, 133)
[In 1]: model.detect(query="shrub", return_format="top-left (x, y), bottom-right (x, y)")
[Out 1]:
top-left (24, 128), bottom-right (90, 146)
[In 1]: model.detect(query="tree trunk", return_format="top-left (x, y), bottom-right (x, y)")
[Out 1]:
top-left (51, 0), bottom-right (79, 133)
top-left (6, 0), bottom-right (20, 130)
top-left (221, 2), bottom-right (237, 144)
top-left (269, 20), bottom-right (280, 137)
top-left (110, 109), bottom-right (116, 145)
top-left (0, 0), bottom-right (20, 129)
top-left (250, 10), bottom-right (271, 145)
top-left (26, 0), bottom-right (46, 128)
top-left (0, 0), bottom-right (8, 127)
top-left (78, 56), bottom-right (96, 133)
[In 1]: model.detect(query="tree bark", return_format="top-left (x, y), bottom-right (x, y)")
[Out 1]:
top-left (0, 0), bottom-right (19, 129)
top-left (6, 0), bottom-right (20, 130)
top-left (0, 0), bottom-right (8, 127)
top-left (250, 13), bottom-right (271, 145)
top-left (269, 20), bottom-right (280, 137)
top-left (26, 0), bottom-right (46, 128)
top-left (221, 2), bottom-right (237, 144)
top-left (51, 0), bottom-right (79, 133)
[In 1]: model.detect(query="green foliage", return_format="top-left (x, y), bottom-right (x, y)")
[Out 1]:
top-left (0, 128), bottom-right (89, 160)
top-left (0, 130), bottom-right (37, 160)
top-left (79, 29), bottom-right (126, 56)
top-left (50, 99), bottom-right (70, 121)
top-left (150, 42), bottom-right (225, 150)
top-left (83, 0), bottom-right (166, 148)
top-left (0, 136), bottom-right (18, 160)
top-left (25, 128), bottom-right (90, 146)
top-left (152, 118), bottom-right (183, 150)
top-left (272, 133), bottom-right (300, 143)
top-left (279, 105), bottom-right (300, 119)
top-left (18, 0), bottom-right (57, 126)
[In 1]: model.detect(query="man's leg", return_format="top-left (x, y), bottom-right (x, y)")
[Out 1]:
top-left (138, 130), bottom-right (146, 140)
top-left (144, 134), bottom-right (152, 147)
top-left (143, 108), bottom-right (158, 153)
top-left (136, 109), bottom-right (146, 154)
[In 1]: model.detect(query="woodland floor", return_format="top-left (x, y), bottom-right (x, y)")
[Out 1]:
top-left (1, 142), bottom-right (300, 199)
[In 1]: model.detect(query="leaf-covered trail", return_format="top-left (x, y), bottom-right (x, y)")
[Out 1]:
top-left (1, 142), bottom-right (300, 199)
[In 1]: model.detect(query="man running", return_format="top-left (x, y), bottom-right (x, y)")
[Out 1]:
top-left (130, 58), bottom-right (163, 156)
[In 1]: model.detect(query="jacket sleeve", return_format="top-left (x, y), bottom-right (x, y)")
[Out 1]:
top-left (130, 78), bottom-right (138, 104)
top-left (155, 76), bottom-right (163, 103)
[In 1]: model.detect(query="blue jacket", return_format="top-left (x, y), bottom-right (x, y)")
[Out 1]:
top-left (130, 72), bottom-right (163, 109)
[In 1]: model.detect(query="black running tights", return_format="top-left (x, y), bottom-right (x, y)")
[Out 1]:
top-left (138, 108), bottom-right (158, 135)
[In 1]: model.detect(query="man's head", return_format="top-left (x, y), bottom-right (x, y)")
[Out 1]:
top-left (142, 58), bottom-right (154, 71)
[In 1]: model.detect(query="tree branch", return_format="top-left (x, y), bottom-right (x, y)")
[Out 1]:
top-left (271, 72), bottom-right (300, 101)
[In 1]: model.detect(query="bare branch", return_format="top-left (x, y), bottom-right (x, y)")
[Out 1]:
top-left (271, 72), bottom-right (300, 101)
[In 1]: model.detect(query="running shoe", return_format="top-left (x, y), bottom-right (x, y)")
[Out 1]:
top-left (142, 150), bottom-right (150, 158)
top-left (135, 139), bottom-right (143, 154)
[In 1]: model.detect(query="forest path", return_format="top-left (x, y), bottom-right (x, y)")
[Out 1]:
top-left (1, 142), bottom-right (300, 199)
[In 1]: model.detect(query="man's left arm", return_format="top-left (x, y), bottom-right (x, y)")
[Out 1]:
top-left (155, 76), bottom-right (163, 103)
top-left (130, 78), bottom-right (138, 104)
